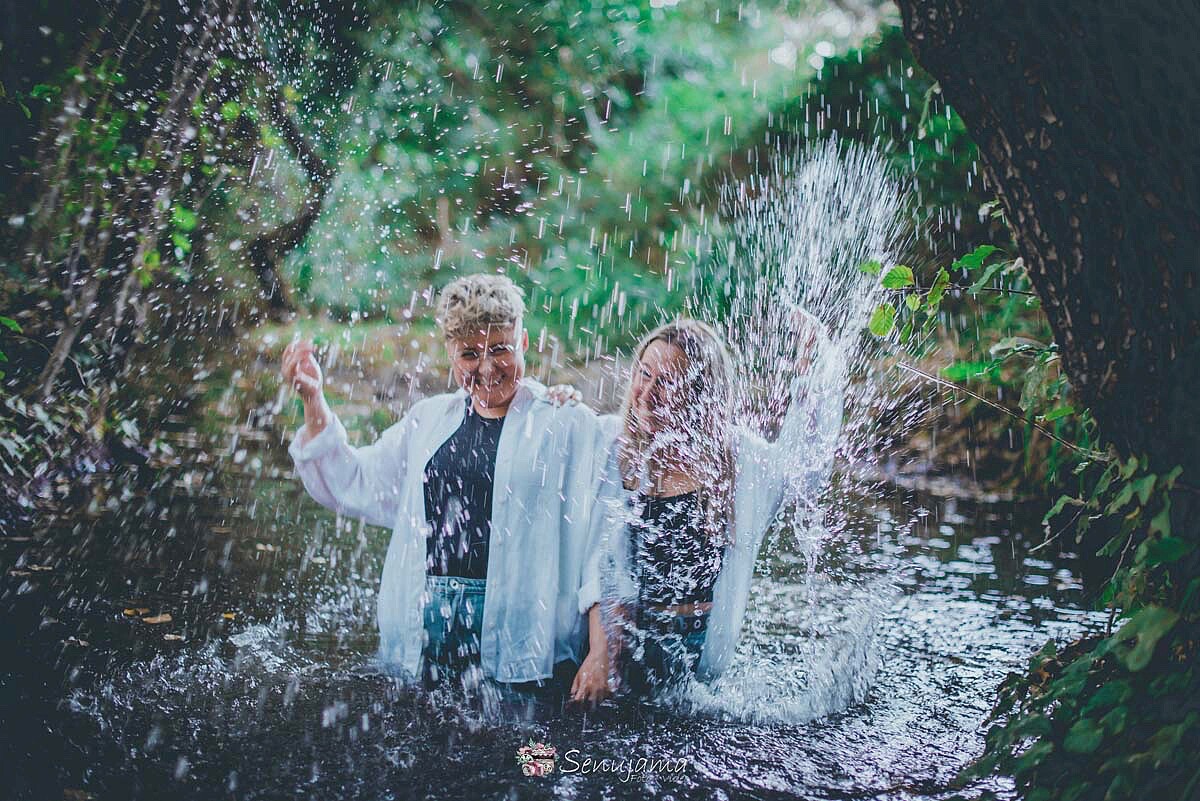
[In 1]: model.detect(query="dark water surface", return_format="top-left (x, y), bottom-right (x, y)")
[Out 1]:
top-left (0, 398), bottom-right (1104, 800)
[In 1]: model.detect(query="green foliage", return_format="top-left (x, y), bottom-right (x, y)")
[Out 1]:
top-left (282, 0), bottom-right (839, 353)
top-left (759, 25), bottom-right (993, 263)
top-left (862, 236), bottom-right (1200, 800)
top-left (966, 432), bottom-right (1198, 799)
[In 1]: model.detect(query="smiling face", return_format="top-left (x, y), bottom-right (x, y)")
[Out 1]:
top-left (629, 338), bottom-right (692, 436)
top-left (448, 322), bottom-right (528, 415)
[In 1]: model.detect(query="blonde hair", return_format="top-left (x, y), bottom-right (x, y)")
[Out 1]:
top-left (435, 274), bottom-right (526, 339)
top-left (618, 318), bottom-right (738, 546)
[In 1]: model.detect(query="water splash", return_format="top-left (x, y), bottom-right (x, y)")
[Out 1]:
top-left (618, 137), bottom-right (921, 723)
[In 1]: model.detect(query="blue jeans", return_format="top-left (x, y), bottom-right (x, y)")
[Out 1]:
top-left (420, 576), bottom-right (577, 707)
top-left (421, 575), bottom-right (486, 686)
top-left (622, 608), bottom-right (709, 694)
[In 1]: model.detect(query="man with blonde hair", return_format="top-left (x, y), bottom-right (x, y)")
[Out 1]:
top-left (282, 273), bottom-right (606, 699)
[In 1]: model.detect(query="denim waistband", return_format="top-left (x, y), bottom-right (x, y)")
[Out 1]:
top-left (426, 575), bottom-right (487, 591)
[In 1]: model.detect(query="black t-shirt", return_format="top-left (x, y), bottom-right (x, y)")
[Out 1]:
top-left (629, 491), bottom-right (724, 606)
top-left (423, 400), bottom-right (506, 578)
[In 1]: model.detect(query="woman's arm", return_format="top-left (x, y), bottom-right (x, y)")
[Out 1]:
top-left (766, 309), bottom-right (844, 508)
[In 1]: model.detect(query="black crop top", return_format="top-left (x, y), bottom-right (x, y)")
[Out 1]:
top-left (629, 491), bottom-right (724, 606)
top-left (422, 399), bottom-right (505, 578)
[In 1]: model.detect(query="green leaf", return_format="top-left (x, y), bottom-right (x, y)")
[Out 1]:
top-left (1148, 714), bottom-right (1197, 763)
top-left (1042, 493), bottom-right (1083, 524)
top-left (172, 231), bottom-right (192, 254)
top-left (881, 264), bottom-right (915, 289)
top-left (1063, 718), bottom-right (1103, 754)
top-left (967, 260), bottom-right (1006, 294)
top-left (1131, 474), bottom-right (1156, 505)
top-left (1148, 498), bottom-right (1171, 538)
top-left (29, 83), bottom-right (61, 100)
top-left (942, 360), bottom-right (996, 382)
top-left (1081, 680), bottom-right (1132, 715)
top-left (926, 268), bottom-right (951, 309)
top-left (0, 315), bottom-right (21, 333)
top-left (1105, 481), bottom-right (1135, 515)
top-left (951, 244), bottom-right (999, 271)
top-left (220, 100), bottom-right (242, 121)
top-left (1119, 455), bottom-right (1140, 480)
top-left (1013, 740), bottom-right (1054, 779)
top-left (172, 206), bottom-right (198, 232)
top-left (904, 293), bottom-right (921, 312)
top-left (1112, 606), bottom-right (1179, 672)
top-left (1140, 536), bottom-right (1191, 567)
top-left (868, 303), bottom-right (896, 337)
top-left (1039, 405), bottom-right (1075, 422)
top-left (858, 260), bottom-right (882, 276)
top-left (1163, 465), bottom-right (1184, 489)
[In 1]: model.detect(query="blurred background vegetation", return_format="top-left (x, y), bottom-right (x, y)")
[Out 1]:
top-left (0, 0), bottom-right (1073, 519)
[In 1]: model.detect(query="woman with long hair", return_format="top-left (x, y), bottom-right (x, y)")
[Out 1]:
top-left (570, 313), bottom-right (842, 701)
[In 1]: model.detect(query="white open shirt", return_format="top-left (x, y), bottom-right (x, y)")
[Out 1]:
top-left (288, 378), bottom-right (606, 683)
top-left (579, 370), bottom-right (844, 681)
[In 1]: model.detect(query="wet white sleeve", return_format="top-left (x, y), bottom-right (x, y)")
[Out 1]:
top-left (577, 414), bottom-right (623, 613)
top-left (288, 410), bottom-right (412, 529)
top-left (769, 371), bottom-right (844, 513)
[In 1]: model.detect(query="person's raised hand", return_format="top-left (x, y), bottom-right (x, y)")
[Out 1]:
top-left (281, 339), bottom-right (324, 404)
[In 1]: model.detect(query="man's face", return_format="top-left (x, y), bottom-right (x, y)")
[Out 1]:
top-left (448, 323), bottom-right (528, 411)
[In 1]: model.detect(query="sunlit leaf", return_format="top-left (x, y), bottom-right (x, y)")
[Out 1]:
top-left (868, 303), bottom-right (895, 337)
top-left (951, 244), bottom-right (998, 271)
top-left (881, 264), bottom-right (914, 289)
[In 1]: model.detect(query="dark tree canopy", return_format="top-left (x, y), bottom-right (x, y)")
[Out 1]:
top-left (897, 0), bottom-right (1200, 479)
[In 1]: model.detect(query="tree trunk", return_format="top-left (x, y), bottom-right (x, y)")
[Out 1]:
top-left (895, 1), bottom-right (1200, 478)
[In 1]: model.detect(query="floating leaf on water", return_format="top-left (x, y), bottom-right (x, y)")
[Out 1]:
top-left (141, 613), bottom-right (173, 624)
top-left (163, 633), bottom-right (185, 642)
top-left (123, 607), bottom-right (150, 617)
top-left (222, 612), bottom-right (237, 620)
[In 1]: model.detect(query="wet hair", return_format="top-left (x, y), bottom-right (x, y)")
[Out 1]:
top-left (435, 274), bottom-right (526, 340)
top-left (618, 318), bottom-right (738, 547)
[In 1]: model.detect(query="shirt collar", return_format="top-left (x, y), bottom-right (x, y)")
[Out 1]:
top-left (450, 377), bottom-right (547, 415)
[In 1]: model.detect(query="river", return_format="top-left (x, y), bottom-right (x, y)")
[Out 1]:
top-left (0, 367), bottom-right (1105, 800)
